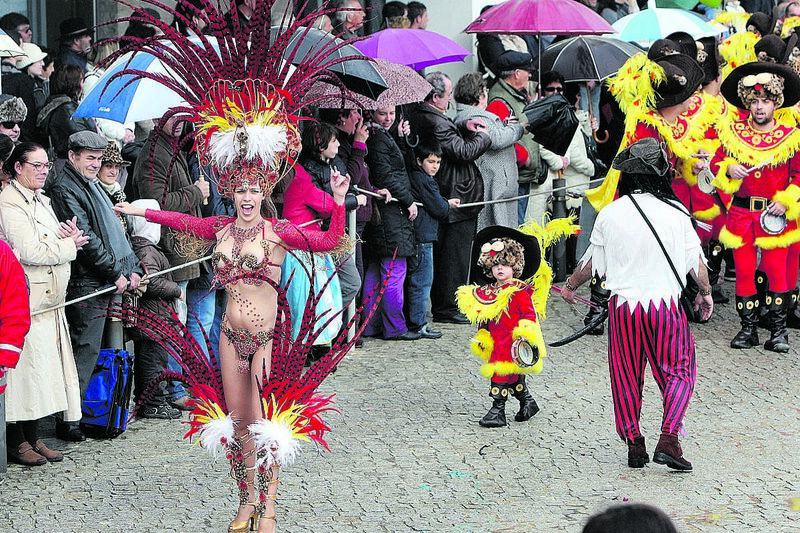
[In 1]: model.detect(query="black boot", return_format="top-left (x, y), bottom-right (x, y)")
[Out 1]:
top-left (706, 240), bottom-right (729, 304)
top-left (626, 436), bottom-right (649, 468)
top-left (510, 375), bottom-right (540, 422)
top-left (584, 274), bottom-right (610, 335)
top-left (731, 295), bottom-right (761, 349)
top-left (786, 289), bottom-right (800, 329)
top-left (764, 291), bottom-right (790, 353)
top-left (479, 383), bottom-right (508, 428)
top-left (755, 270), bottom-right (770, 329)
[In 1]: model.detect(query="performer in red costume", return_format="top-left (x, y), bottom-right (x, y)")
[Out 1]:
top-left (0, 239), bottom-right (31, 395)
top-left (710, 61), bottom-right (800, 353)
top-left (456, 221), bottom-right (577, 428)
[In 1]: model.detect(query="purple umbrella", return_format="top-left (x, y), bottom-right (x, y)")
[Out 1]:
top-left (353, 28), bottom-right (471, 71)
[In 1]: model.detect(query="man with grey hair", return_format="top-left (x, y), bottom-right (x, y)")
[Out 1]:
top-left (47, 131), bottom-right (144, 441)
top-left (408, 71), bottom-right (491, 324)
top-left (335, 0), bottom-right (365, 39)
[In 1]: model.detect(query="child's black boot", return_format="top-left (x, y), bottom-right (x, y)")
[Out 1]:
top-left (510, 375), bottom-right (540, 422)
top-left (479, 383), bottom-right (508, 428)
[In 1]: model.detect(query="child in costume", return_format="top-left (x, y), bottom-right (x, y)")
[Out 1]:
top-left (457, 222), bottom-right (576, 428)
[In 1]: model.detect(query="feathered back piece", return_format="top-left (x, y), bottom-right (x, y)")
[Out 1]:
top-left (719, 32), bottom-right (758, 80)
top-left (98, 0), bottom-right (370, 197)
top-left (517, 216), bottom-right (580, 319)
top-left (606, 53), bottom-right (666, 115)
top-left (711, 11), bottom-right (750, 34)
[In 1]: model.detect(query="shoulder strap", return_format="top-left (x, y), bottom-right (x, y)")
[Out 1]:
top-left (628, 194), bottom-right (687, 293)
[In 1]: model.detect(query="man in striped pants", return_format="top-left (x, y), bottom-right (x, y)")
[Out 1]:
top-left (561, 138), bottom-right (714, 472)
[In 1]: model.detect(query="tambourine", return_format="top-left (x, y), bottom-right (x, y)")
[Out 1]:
top-left (760, 210), bottom-right (787, 235)
top-left (697, 168), bottom-right (715, 194)
top-left (511, 338), bottom-right (540, 368)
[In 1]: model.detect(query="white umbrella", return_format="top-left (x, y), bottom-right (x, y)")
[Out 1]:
top-left (612, 7), bottom-right (721, 47)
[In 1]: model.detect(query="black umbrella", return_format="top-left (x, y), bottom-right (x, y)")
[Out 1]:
top-left (522, 93), bottom-right (579, 157)
top-left (541, 35), bottom-right (642, 82)
top-left (276, 27), bottom-right (389, 100)
top-left (541, 36), bottom-right (641, 143)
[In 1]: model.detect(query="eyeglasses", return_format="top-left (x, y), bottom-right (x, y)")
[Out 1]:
top-left (544, 86), bottom-right (564, 94)
top-left (22, 161), bottom-right (54, 172)
top-left (0, 121), bottom-right (21, 129)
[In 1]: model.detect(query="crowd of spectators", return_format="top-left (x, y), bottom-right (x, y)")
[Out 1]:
top-left (0, 0), bottom-right (779, 474)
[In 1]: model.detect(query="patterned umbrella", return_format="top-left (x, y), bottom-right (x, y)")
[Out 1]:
top-left (302, 59), bottom-right (432, 110)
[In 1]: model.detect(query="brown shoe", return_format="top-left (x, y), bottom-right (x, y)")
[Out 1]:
top-left (8, 442), bottom-right (47, 466)
top-left (653, 434), bottom-right (693, 471)
top-left (33, 439), bottom-right (64, 462)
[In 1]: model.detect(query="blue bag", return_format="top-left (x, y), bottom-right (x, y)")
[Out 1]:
top-left (80, 349), bottom-right (135, 439)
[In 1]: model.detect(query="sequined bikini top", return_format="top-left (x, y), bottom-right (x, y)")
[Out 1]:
top-left (211, 223), bottom-right (280, 288)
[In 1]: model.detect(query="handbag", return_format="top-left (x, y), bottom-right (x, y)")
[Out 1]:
top-left (628, 195), bottom-right (702, 323)
top-left (582, 132), bottom-right (608, 182)
top-left (80, 348), bottom-right (135, 439)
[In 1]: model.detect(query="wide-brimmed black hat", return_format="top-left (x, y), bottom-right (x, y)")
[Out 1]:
top-left (59, 17), bottom-right (92, 41)
top-left (613, 137), bottom-right (671, 177)
top-left (747, 12), bottom-right (773, 36)
top-left (648, 38), bottom-right (682, 60)
top-left (755, 34), bottom-right (789, 64)
top-left (652, 53), bottom-right (704, 109)
top-left (666, 31), bottom-right (698, 60)
top-left (721, 61), bottom-right (800, 109)
top-left (468, 226), bottom-right (541, 285)
top-left (697, 36), bottom-right (722, 85)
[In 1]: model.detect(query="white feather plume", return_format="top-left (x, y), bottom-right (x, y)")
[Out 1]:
top-left (249, 419), bottom-right (301, 467)
top-left (207, 123), bottom-right (288, 169)
top-left (198, 413), bottom-right (236, 460)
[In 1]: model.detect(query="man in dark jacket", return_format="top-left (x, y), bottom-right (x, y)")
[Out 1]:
top-left (408, 71), bottom-right (491, 324)
top-left (133, 114), bottom-right (209, 409)
top-left (47, 131), bottom-right (144, 441)
top-left (55, 18), bottom-right (92, 73)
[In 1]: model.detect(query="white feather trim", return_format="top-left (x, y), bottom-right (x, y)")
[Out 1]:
top-left (208, 124), bottom-right (288, 169)
top-left (198, 414), bottom-right (236, 460)
top-left (249, 419), bottom-right (301, 467)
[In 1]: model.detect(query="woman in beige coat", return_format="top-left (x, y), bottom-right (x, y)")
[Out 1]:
top-left (0, 142), bottom-right (88, 466)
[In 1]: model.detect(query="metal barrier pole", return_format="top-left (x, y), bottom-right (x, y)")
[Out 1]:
top-left (347, 209), bottom-right (357, 342)
top-left (0, 378), bottom-right (6, 482)
top-left (551, 170), bottom-right (568, 282)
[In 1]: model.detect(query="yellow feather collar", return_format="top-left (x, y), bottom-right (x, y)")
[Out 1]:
top-left (456, 281), bottom-right (529, 324)
top-left (716, 115), bottom-right (800, 167)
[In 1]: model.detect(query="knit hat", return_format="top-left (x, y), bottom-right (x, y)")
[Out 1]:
top-left (0, 95), bottom-right (27, 123)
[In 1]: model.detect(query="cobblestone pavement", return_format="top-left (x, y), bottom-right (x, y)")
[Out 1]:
top-left (2, 281), bottom-right (799, 532)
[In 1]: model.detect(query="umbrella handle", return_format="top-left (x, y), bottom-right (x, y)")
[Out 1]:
top-left (594, 130), bottom-right (609, 144)
top-left (404, 133), bottom-right (419, 148)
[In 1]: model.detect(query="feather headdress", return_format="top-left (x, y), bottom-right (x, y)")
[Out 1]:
top-left (98, 0), bottom-right (382, 197)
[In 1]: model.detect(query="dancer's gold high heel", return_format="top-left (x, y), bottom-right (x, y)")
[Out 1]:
top-left (228, 436), bottom-right (260, 532)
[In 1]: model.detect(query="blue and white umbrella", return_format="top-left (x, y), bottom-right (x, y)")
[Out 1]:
top-left (75, 49), bottom-right (195, 123)
top-left (612, 7), bottom-right (721, 46)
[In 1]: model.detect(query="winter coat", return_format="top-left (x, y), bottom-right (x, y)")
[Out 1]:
top-left (46, 162), bottom-right (143, 286)
top-left (0, 181), bottom-right (80, 421)
top-left (364, 125), bottom-right (416, 258)
top-left (133, 130), bottom-right (204, 282)
top-left (408, 166), bottom-right (450, 243)
top-left (487, 78), bottom-right (542, 184)
top-left (37, 94), bottom-right (96, 159)
top-left (540, 123), bottom-right (595, 210)
top-left (282, 165), bottom-right (337, 226)
top-left (130, 236), bottom-right (182, 320)
top-left (455, 103), bottom-right (524, 230)
top-left (408, 102), bottom-right (491, 223)
top-left (299, 155), bottom-right (360, 215)
top-left (337, 132), bottom-right (375, 223)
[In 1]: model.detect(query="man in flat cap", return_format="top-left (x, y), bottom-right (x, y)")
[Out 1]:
top-left (562, 137), bottom-right (713, 473)
top-left (46, 131), bottom-right (143, 441)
